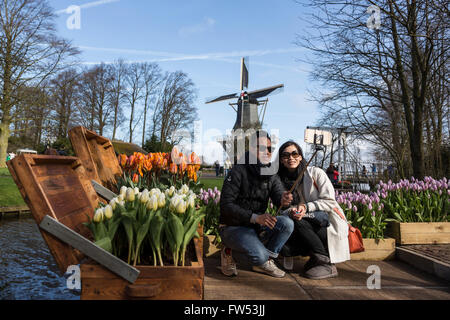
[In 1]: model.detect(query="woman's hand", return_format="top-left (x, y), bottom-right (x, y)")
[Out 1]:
top-left (281, 191), bottom-right (293, 207)
top-left (290, 204), bottom-right (307, 221)
top-left (255, 213), bottom-right (277, 229)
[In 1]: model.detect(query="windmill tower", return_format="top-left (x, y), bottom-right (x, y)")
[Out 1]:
top-left (205, 58), bottom-right (284, 162)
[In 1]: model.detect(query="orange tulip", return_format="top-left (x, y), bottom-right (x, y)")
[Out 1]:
top-left (118, 154), bottom-right (128, 168)
top-left (169, 162), bottom-right (178, 174)
top-left (132, 173), bottom-right (139, 183)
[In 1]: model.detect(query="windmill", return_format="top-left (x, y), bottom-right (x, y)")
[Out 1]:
top-left (205, 57), bottom-right (284, 130)
top-left (205, 58), bottom-right (284, 162)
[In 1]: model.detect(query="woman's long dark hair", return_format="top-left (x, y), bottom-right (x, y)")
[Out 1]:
top-left (277, 140), bottom-right (308, 181)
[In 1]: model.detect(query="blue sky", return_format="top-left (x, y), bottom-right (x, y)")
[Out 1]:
top-left (48, 0), bottom-right (368, 164)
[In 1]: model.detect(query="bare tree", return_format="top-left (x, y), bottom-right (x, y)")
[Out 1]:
top-left (152, 71), bottom-right (198, 150)
top-left (0, 0), bottom-right (79, 167)
top-left (297, 0), bottom-right (449, 179)
top-left (108, 59), bottom-right (127, 140)
top-left (141, 62), bottom-right (162, 147)
top-left (48, 69), bottom-right (79, 139)
top-left (125, 62), bottom-right (145, 143)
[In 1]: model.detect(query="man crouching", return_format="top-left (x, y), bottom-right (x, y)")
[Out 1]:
top-left (219, 130), bottom-right (293, 278)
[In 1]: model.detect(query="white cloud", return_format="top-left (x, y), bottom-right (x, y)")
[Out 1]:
top-left (56, 0), bottom-right (120, 14)
top-left (178, 17), bottom-right (216, 37)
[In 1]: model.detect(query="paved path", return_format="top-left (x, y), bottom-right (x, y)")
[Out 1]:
top-left (203, 255), bottom-right (450, 300)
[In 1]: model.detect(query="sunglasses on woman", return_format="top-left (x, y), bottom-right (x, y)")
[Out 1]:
top-left (281, 151), bottom-right (301, 160)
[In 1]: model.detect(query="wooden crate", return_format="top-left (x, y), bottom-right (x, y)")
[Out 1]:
top-left (350, 238), bottom-right (396, 261)
top-left (6, 154), bottom-right (99, 273)
top-left (81, 237), bottom-right (204, 300)
top-left (387, 221), bottom-right (450, 245)
top-left (69, 126), bottom-right (122, 193)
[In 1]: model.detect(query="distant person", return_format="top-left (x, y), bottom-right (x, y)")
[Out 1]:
top-left (327, 163), bottom-right (339, 184)
top-left (224, 158), bottom-right (232, 178)
top-left (326, 163), bottom-right (335, 182)
top-left (362, 165), bottom-right (368, 178)
top-left (214, 160), bottom-right (220, 177)
top-left (387, 164), bottom-right (394, 179)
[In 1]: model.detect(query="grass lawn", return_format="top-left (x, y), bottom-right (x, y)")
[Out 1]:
top-left (0, 167), bottom-right (26, 207)
top-left (200, 177), bottom-right (224, 191)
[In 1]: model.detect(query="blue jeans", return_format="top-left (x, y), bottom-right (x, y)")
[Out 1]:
top-left (219, 215), bottom-right (294, 266)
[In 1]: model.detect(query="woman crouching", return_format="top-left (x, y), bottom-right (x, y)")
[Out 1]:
top-left (276, 140), bottom-right (350, 279)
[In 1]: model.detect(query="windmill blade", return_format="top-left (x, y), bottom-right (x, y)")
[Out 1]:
top-left (240, 56), bottom-right (249, 91)
top-left (205, 92), bottom-right (239, 104)
top-left (247, 84), bottom-right (284, 100)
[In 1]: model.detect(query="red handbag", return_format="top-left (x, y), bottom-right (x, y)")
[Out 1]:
top-left (333, 208), bottom-right (365, 253)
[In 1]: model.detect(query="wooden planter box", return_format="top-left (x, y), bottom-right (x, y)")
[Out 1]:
top-left (69, 126), bottom-right (122, 194)
top-left (81, 237), bottom-right (204, 300)
top-left (387, 221), bottom-right (450, 245)
top-left (350, 238), bottom-right (396, 261)
top-left (6, 154), bottom-right (98, 273)
top-left (7, 153), bottom-right (205, 300)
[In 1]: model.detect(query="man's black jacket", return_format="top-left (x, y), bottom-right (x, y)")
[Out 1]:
top-left (219, 162), bottom-right (285, 227)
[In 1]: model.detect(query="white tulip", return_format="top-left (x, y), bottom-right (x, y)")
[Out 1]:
top-left (180, 184), bottom-right (189, 195)
top-left (109, 199), bottom-right (116, 210)
top-left (176, 199), bottom-right (187, 214)
top-left (170, 195), bottom-right (181, 211)
top-left (146, 195), bottom-right (158, 211)
top-left (140, 189), bottom-right (149, 203)
top-left (187, 195), bottom-right (196, 209)
top-left (134, 187), bottom-right (140, 195)
top-left (120, 186), bottom-right (127, 196)
top-left (126, 187), bottom-right (135, 202)
top-left (118, 193), bottom-right (124, 202)
top-left (158, 193), bottom-right (166, 208)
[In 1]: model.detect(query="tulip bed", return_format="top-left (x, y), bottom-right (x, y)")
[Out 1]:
top-left (336, 177), bottom-right (449, 239)
top-left (117, 148), bottom-right (203, 193)
top-left (85, 185), bottom-right (205, 267)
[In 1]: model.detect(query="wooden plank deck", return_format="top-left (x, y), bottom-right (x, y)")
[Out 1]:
top-left (203, 255), bottom-right (450, 300)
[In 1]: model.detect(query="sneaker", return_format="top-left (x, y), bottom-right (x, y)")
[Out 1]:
top-left (221, 248), bottom-right (238, 276)
top-left (283, 256), bottom-right (293, 271)
top-left (252, 259), bottom-right (286, 278)
top-left (305, 264), bottom-right (338, 280)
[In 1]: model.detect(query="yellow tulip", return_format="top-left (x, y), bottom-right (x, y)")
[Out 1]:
top-left (93, 208), bottom-right (104, 222)
top-left (104, 205), bottom-right (113, 219)
top-left (140, 189), bottom-right (150, 203)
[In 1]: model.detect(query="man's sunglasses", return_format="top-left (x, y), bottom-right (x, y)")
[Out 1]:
top-left (257, 145), bottom-right (274, 153)
top-left (281, 151), bottom-right (301, 160)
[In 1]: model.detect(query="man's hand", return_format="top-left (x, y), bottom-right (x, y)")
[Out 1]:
top-left (255, 213), bottom-right (277, 229)
top-left (281, 191), bottom-right (293, 207)
top-left (290, 204), bottom-right (307, 221)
